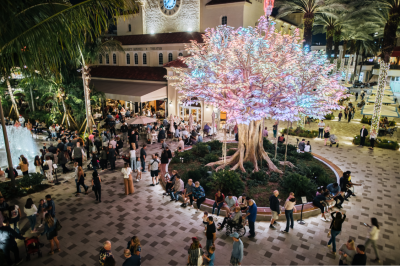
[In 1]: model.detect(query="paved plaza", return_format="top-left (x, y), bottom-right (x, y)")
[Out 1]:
top-left (5, 96), bottom-right (400, 266)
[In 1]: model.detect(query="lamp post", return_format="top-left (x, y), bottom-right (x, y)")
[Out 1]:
top-left (0, 96), bottom-right (15, 187)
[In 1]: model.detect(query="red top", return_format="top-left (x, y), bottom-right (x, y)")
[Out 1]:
top-left (215, 193), bottom-right (225, 203)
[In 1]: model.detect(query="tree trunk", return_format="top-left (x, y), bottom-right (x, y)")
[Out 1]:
top-left (326, 25), bottom-right (334, 60)
top-left (29, 87), bottom-right (35, 112)
top-left (352, 49), bottom-right (360, 83)
top-left (372, 6), bottom-right (400, 131)
top-left (345, 54), bottom-right (353, 84)
top-left (6, 79), bottom-right (19, 118)
top-left (82, 65), bottom-right (93, 132)
top-left (303, 12), bottom-right (315, 49)
top-left (274, 120), bottom-right (280, 159)
top-left (0, 96), bottom-right (15, 187)
top-left (206, 120), bottom-right (282, 174)
top-left (333, 28), bottom-right (341, 59)
top-left (339, 40), bottom-right (348, 79)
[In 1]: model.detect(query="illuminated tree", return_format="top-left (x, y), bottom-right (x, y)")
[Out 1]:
top-left (167, 16), bottom-right (346, 173)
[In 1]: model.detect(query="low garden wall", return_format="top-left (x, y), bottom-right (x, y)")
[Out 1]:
top-left (161, 146), bottom-right (342, 222)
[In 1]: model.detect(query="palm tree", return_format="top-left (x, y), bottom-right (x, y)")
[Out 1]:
top-left (353, 40), bottom-right (379, 81)
top-left (365, 0), bottom-right (400, 131)
top-left (0, 0), bottom-right (137, 187)
top-left (275, 0), bottom-right (348, 48)
top-left (77, 38), bottom-right (124, 132)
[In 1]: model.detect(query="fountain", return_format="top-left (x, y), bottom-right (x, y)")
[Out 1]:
top-left (0, 126), bottom-right (39, 172)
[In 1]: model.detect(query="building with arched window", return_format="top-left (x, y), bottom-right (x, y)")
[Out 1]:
top-left (158, 53), bottom-right (163, 65)
top-left (91, 1), bottom-right (303, 124)
top-left (221, 16), bottom-right (227, 25)
top-left (134, 53), bottom-right (138, 64)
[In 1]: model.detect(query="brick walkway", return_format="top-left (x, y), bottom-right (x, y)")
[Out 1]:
top-left (7, 95), bottom-right (400, 265)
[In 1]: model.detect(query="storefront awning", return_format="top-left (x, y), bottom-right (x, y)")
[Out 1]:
top-left (91, 78), bottom-right (167, 102)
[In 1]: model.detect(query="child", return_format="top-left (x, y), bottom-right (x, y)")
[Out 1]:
top-left (37, 199), bottom-right (47, 227)
top-left (202, 211), bottom-right (208, 232)
top-left (135, 157), bottom-right (142, 182)
top-left (203, 246), bottom-right (215, 266)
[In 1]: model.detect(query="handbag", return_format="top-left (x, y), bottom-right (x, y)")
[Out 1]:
top-left (43, 164), bottom-right (49, 171)
top-left (56, 219), bottom-right (62, 231)
top-left (197, 248), bottom-right (203, 266)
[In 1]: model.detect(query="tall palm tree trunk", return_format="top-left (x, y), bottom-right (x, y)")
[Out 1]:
top-left (303, 12), bottom-right (315, 49)
top-left (339, 40), bottom-right (348, 79)
top-left (345, 55), bottom-right (353, 84)
top-left (352, 49), bottom-right (360, 83)
top-left (0, 96), bottom-right (15, 187)
top-left (326, 25), bottom-right (334, 60)
top-left (81, 65), bottom-right (93, 132)
top-left (371, 6), bottom-right (400, 132)
top-left (6, 79), bottom-right (19, 117)
top-left (333, 29), bottom-right (341, 59)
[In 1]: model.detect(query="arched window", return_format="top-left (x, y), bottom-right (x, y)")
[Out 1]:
top-left (134, 53), bottom-right (138, 65)
top-left (126, 53), bottom-right (130, 65)
top-left (143, 53), bottom-right (147, 65)
top-left (222, 16), bottom-right (227, 25)
top-left (178, 53), bottom-right (183, 57)
top-left (99, 54), bottom-right (103, 64)
top-left (106, 54), bottom-right (109, 64)
top-left (128, 24), bottom-right (131, 32)
top-left (159, 53), bottom-right (163, 65)
top-left (168, 53), bottom-right (173, 62)
top-left (112, 53), bottom-right (117, 64)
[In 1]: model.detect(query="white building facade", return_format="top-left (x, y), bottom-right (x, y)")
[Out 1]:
top-left (91, 0), bottom-right (303, 125)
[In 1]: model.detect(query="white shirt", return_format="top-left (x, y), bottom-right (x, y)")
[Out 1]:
top-left (24, 204), bottom-right (38, 216)
top-left (19, 117), bottom-right (25, 124)
top-left (318, 122), bottom-right (325, 129)
top-left (121, 167), bottom-right (132, 179)
top-left (177, 140), bottom-right (184, 151)
top-left (370, 131), bottom-right (377, 139)
top-left (368, 226), bottom-right (380, 240)
top-left (109, 140), bottom-right (117, 149)
top-left (129, 150), bottom-right (136, 159)
top-left (304, 145), bottom-right (311, 152)
top-left (360, 128), bottom-right (366, 137)
top-left (149, 159), bottom-right (159, 171)
top-left (74, 166), bottom-right (79, 180)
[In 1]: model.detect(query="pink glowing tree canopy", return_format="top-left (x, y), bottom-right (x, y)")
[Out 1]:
top-left (166, 16), bottom-right (346, 172)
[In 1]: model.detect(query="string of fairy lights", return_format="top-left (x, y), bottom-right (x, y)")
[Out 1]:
top-left (371, 61), bottom-right (390, 131)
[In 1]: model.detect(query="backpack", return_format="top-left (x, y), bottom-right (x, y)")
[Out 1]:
top-left (278, 136), bottom-right (284, 142)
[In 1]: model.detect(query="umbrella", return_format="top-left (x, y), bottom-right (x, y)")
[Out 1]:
top-left (366, 95), bottom-right (395, 104)
top-left (361, 105), bottom-right (400, 118)
top-left (211, 110), bottom-right (215, 135)
top-left (188, 113), bottom-right (193, 132)
top-left (169, 114), bottom-right (175, 134)
top-left (128, 116), bottom-right (157, 125)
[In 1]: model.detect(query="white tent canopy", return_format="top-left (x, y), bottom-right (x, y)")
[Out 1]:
top-left (361, 105), bottom-right (400, 118)
top-left (366, 95), bottom-right (395, 104)
top-left (370, 89), bottom-right (394, 96)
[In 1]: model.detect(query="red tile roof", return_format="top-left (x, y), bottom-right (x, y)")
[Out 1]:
top-left (90, 66), bottom-right (167, 81)
top-left (163, 58), bottom-right (188, 68)
top-left (112, 32), bottom-right (204, 45)
top-left (206, 0), bottom-right (251, 6)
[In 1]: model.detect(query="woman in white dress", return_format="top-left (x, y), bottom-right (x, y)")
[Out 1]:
top-left (44, 156), bottom-right (53, 182)
top-left (121, 163), bottom-right (134, 195)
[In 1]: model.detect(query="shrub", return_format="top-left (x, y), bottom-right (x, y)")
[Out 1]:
top-left (174, 150), bottom-right (196, 163)
top-left (227, 149), bottom-right (237, 156)
top-left (361, 117), bottom-right (371, 124)
top-left (269, 172), bottom-right (281, 182)
top-left (279, 173), bottom-right (317, 202)
top-left (297, 152), bottom-right (313, 161)
top-left (207, 140), bottom-right (223, 151)
top-left (202, 153), bottom-right (220, 164)
top-left (324, 113), bottom-right (335, 120)
top-left (207, 170), bottom-right (245, 195)
top-left (282, 128), bottom-right (318, 138)
top-left (191, 143), bottom-right (210, 157)
top-left (243, 161), bottom-right (254, 172)
top-left (170, 157), bottom-right (181, 164)
top-left (250, 171), bottom-right (269, 182)
top-left (353, 135), bottom-right (399, 150)
top-left (19, 173), bottom-right (45, 188)
top-left (263, 138), bottom-right (275, 152)
top-left (388, 121), bottom-right (396, 127)
top-left (181, 166), bottom-right (210, 184)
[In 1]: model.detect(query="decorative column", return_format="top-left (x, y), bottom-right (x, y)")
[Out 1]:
top-left (371, 61), bottom-right (390, 131)
top-left (345, 55), bottom-right (353, 84)
top-left (339, 58), bottom-right (345, 82)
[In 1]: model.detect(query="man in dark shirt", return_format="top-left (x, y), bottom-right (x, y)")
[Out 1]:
top-left (269, 190), bottom-right (280, 229)
top-left (108, 145), bottom-right (116, 170)
top-left (140, 145), bottom-right (147, 172)
top-left (352, 245), bottom-right (367, 265)
top-left (47, 143), bottom-right (57, 154)
top-left (205, 216), bottom-right (216, 252)
top-left (56, 140), bottom-right (64, 151)
top-left (0, 224), bottom-right (27, 265)
top-left (0, 196), bottom-right (9, 213)
top-left (122, 249), bottom-right (141, 266)
top-left (45, 195), bottom-right (56, 217)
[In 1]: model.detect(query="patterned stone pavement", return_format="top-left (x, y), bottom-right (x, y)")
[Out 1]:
top-left (6, 95), bottom-right (400, 266)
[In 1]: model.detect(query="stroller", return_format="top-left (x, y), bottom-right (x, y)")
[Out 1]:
top-left (25, 237), bottom-right (43, 261)
top-left (329, 134), bottom-right (339, 147)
